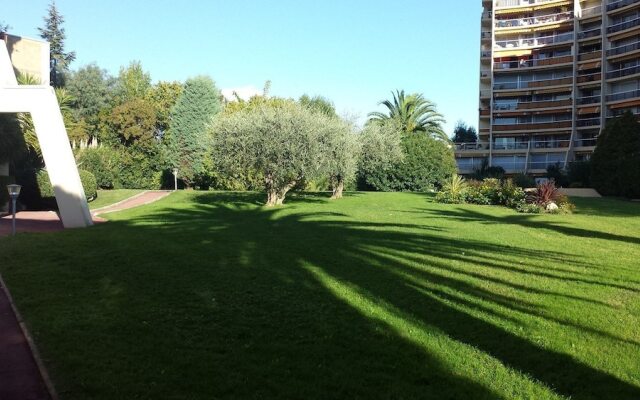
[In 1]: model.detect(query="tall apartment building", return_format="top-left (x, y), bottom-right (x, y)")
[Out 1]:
top-left (455, 0), bottom-right (640, 175)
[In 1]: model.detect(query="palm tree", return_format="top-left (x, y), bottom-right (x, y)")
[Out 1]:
top-left (368, 90), bottom-right (448, 141)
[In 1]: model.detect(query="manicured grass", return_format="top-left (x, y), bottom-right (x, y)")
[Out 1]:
top-left (1, 191), bottom-right (639, 399)
top-left (89, 189), bottom-right (144, 210)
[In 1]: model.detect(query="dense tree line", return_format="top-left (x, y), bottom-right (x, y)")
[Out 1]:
top-left (2, 2), bottom-right (458, 207)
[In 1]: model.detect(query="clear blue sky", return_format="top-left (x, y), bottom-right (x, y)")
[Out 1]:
top-left (5, 0), bottom-right (482, 134)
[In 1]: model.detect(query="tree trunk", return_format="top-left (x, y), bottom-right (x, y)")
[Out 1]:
top-left (331, 176), bottom-right (344, 199)
top-left (264, 175), bottom-right (299, 206)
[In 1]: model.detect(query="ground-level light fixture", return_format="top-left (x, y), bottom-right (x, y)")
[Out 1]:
top-left (7, 184), bottom-right (21, 236)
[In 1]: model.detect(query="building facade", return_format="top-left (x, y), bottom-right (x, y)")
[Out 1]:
top-left (456, 0), bottom-right (640, 175)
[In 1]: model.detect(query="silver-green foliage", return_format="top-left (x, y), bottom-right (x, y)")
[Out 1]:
top-left (357, 122), bottom-right (405, 188)
top-left (211, 101), bottom-right (352, 205)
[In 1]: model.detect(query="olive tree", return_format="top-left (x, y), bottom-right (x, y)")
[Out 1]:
top-left (357, 122), bottom-right (405, 189)
top-left (324, 123), bottom-right (360, 199)
top-left (211, 100), bottom-right (349, 206)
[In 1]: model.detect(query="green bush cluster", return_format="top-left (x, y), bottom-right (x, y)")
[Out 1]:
top-left (363, 134), bottom-right (457, 192)
top-left (437, 176), bottom-right (574, 214)
top-left (36, 169), bottom-right (98, 203)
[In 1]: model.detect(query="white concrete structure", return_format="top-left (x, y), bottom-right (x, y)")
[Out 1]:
top-left (1, 35), bottom-right (92, 228)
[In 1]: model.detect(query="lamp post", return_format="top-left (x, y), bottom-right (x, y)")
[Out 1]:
top-left (173, 168), bottom-right (178, 191)
top-left (7, 184), bottom-right (21, 236)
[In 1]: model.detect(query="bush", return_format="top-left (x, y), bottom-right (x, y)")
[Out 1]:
top-left (472, 159), bottom-right (505, 180)
top-left (465, 180), bottom-right (492, 205)
top-left (79, 170), bottom-right (98, 201)
top-left (76, 147), bottom-right (122, 189)
top-left (512, 173), bottom-right (536, 189)
top-left (531, 180), bottom-right (562, 207)
top-left (436, 175), bottom-right (468, 204)
top-left (516, 202), bottom-right (543, 214)
top-left (546, 163), bottom-right (569, 187)
top-left (497, 179), bottom-right (526, 208)
top-left (567, 161), bottom-right (591, 188)
top-left (36, 169), bottom-right (97, 205)
top-left (591, 111), bottom-right (640, 198)
top-left (363, 134), bottom-right (457, 192)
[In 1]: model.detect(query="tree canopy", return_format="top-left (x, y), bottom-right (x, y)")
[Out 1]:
top-left (452, 121), bottom-right (478, 144)
top-left (591, 111), bottom-right (640, 198)
top-left (167, 76), bottom-right (221, 187)
top-left (368, 90), bottom-right (448, 141)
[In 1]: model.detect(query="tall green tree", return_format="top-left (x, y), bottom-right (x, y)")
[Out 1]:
top-left (167, 76), bottom-right (221, 187)
top-left (114, 61), bottom-right (152, 103)
top-left (452, 121), bottom-right (478, 143)
top-left (148, 81), bottom-right (183, 136)
top-left (38, 1), bottom-right (75, 87)
top-left (66, 64), bottom-right (114, 123)
top-left (368, 90), bottom-right (447, 141)
top-left (591, 111), bottom-right (640, 198)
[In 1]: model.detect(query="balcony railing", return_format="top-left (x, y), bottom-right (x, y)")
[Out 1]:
top-left (493, 120), bottom-right (572, 131)
top-left (493, 142), bottom-right (530, 150)
top-left (606, 88), bottom-right (640, 102)
top-left (607, 63), bottom-right (640, 79)
top-left (530, 139), bottom-right (571, 149)
top-left (607, 0), bottom-right (637, 12)
top-left (578, 27), bottom-right (602, 39)
top-left (454, 142), bottom-right (491, 151)
top-left (495, 0), bottom-right (565, 8)
top-left (574, 138), bottom-right (598, 147)
top-left (607, 40), bottom-right (640, 56)
top-left (493, 76), bottom-right (573, 90)
top-left (494, 99), bottom-right (572, 111)
top-left (494, 32), bottom-right (573, 49)
top-left (577, 95), bottom-right (600, 105)
top-left (495, 11), bottom-right (573, 29)
top-left (578, 50), bottom-right (601, 61)
top-left (608, 16), bottom-right (640, 34)
top-left (581, 5), bottom-right (602, 18)
top-left (576, 72), bottom-right (602, 84)
top-left (494, 55), bottom-right (573, 70)
top-left (576, 117), bottom-right (601, 127)
top-left (480, 90), bottom-right (492, 98)
top-left (481, 50), bottom-right (492, 58)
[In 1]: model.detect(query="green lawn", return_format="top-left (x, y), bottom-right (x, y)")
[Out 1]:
top-left (1, 191), bottom-right (639, 399)
top-left (89, 189), bottom-right (144, 210)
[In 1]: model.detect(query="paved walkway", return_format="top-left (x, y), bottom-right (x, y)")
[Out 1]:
top-left (0, 190), bottom-right (171, 399)
top-left (0, 276), bottom-right (52, 400)
top-left (91, 190), bottom-right (172, 216)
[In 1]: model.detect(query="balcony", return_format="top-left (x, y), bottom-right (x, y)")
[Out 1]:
top-left (574, 138), bottom-right (598, 147)
top-left (495, 11), bottom-right (573, 29)
top-left (454, 142), bottom-right (491, 151)
top-left (530, 139), bottom-right (571, 149)
top-left (493, 120), bottom-right (572, 131)
top-left (481, 50), bottom-right (492, 58)
top-left (576, 72), bottom-right (602, 84)
top-left (577, 95), bottom-right (600, 105)
top-left (576, 117), bottom-right (601, 127)
top-left (494, 55), bottom-right (573, 70)
top-left (607, 40), bottom-right (640, 56)
top-left (607, 0), bottom-right (638, 12)
top-left (495, 0), bottom-right (570, 7)
top-left (580, 5), bottom-right (602, 18)
top-left (606, 88), bottom-right (640, 102)
top-left (578, 27), bottom-right (602, 39)
top-left (494, 99), bottom-right (572, 111)
top-left (608, 17), bottom-right (640, 34)
top-left (578, 50), bottom-right (601, 61)
top-left (607, 64), bottom-right (640, 79)
top-left (493, 76), bottom-right (573, 90)
top-left (494, 32), bottom-right (573, 50)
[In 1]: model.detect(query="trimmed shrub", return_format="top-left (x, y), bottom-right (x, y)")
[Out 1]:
top-left (567, 161), bottom-right (591, 188)
top-left (591, 111), bottom-right (640, 198)
top-left (36, 169), bottom-right (97, 204)
top-left (364, 134), bottom-right (457, 192)
top-left (76, 147), bottom-right (122, 189)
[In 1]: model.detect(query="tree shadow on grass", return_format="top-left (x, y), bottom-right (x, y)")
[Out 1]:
top-left (8, 192), bottom-right (640, 399)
